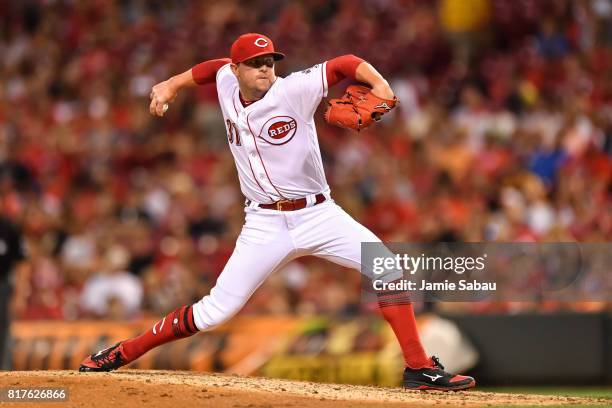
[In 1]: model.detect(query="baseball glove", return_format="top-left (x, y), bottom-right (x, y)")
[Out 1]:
top-left (324, 85), bottom-right (397, 131)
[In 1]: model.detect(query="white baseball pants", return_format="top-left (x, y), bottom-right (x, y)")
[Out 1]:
top-left (192, 199), bottom-right (391, 331)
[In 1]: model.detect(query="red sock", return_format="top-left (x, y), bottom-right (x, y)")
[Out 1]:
top-left (377, 291), bottom-right (431, 369)
top-left (121, 305), bottom-right (198, 362)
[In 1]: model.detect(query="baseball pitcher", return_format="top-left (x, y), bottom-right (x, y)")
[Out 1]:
top-left (80, 33), bottom-right (475, 391)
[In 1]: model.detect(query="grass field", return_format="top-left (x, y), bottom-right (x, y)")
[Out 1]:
top-left (483, 387), bottom-right (612, 400)
top-left (481, 387), bottom-right (612, 408)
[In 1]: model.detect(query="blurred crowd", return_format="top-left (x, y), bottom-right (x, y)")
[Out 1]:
top-left (0, 0), bottom-right (610, 320)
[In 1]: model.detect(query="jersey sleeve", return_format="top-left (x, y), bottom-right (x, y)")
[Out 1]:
top-left (191, 58), bottom-right (232, 85)
top-left (282, 62), bottom-right (328, 121)
top-left (325, 54), bottom-right (364, 87)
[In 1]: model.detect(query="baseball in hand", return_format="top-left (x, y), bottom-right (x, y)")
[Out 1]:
top-left (162, 103), bottom-right (169, 114)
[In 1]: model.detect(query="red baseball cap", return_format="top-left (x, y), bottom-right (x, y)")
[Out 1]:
top-left (230, 33), bottom-right (285, 64)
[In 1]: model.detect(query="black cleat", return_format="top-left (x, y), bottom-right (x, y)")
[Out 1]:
top-left (79, 342), bottom-right (127, 372)
top-left (403, 356), bottom-right (476, 391)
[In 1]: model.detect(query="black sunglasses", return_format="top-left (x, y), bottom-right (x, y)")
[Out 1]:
top-left (242, 56), bottom-right (275, 69)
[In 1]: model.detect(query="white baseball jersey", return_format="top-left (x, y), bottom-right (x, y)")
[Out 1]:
top-left (215, 62), bottom-right (330, 204)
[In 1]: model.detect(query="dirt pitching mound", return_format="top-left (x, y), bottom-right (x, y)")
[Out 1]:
top-left (0, 370), bottom-right (608, 407)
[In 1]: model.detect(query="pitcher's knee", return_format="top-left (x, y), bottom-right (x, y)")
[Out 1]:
top-left (192, 292), bottom-right (246, 331)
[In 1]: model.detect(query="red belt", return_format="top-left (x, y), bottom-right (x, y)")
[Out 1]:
top-left (249, 193), bottom-right (327, 211)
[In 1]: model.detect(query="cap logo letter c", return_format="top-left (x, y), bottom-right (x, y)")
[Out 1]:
top-left (254, 38), bottom-right (268, 48)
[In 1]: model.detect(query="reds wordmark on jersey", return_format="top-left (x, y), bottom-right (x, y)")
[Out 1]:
top-left (216, 62), bottom-right (330, 204)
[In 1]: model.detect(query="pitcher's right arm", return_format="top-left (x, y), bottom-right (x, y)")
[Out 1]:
top-left (149, 58), bottom-right (231, 116)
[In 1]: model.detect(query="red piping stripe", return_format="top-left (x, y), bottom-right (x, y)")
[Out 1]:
top-left (232, 89), bottom-right (240, 116)
top-left (230, 89), bottom-right (271, 201)
top-left (246, 113), bottom-right (288, 200)
top-left (320, 62), bottom-right (325, 95)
